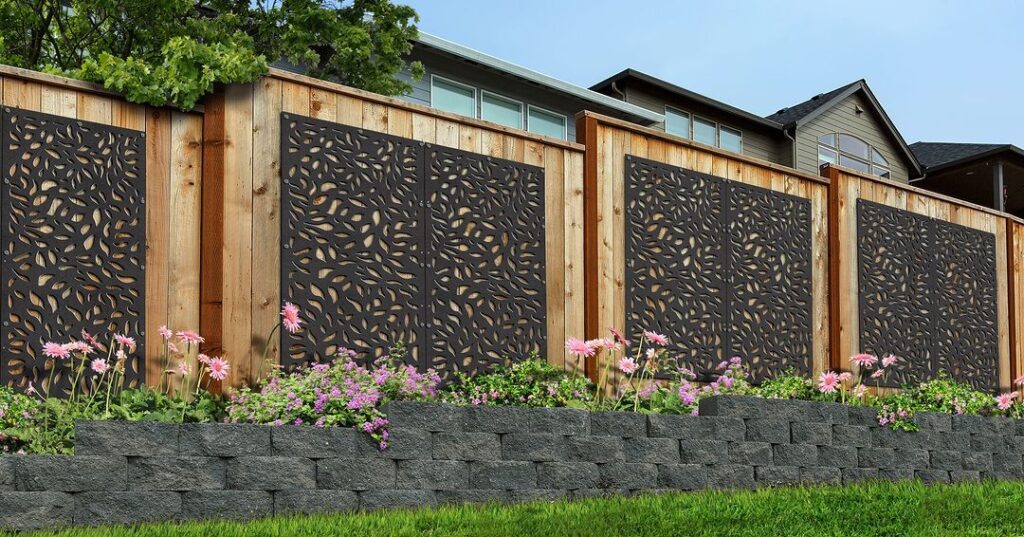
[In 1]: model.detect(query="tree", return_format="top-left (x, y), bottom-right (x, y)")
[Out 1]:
top-left (0, 0), bottom-right (423, 110)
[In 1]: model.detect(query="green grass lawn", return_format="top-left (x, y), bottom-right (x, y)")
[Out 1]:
top-left (22, 481), bottom-right (1024, 537)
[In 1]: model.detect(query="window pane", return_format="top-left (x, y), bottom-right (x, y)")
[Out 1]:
top-left (693, 117), bottom-right (717, 146)
top-left (818, 133), bottom-right (837, 147)
top-left (818, 147), bottom-right (838, 166)
top-left (720, 126), bottom-right (742, 153)
top-left (839, 154), bottom-right (870, 172)
top-left (838, 134), bottom-right (869, 158)
top-left (527, 107), bottom-right (567, 140)
top-left (432, 77), bottom-right (475, 117)
top-left (871, 148), bottom-right (889, 166)
top-left (872, 166), bottom-right (890, 178)
top-left (665, 108), bottom-right (690, 138)
top-left (481, 92), bottom-right (522, 128)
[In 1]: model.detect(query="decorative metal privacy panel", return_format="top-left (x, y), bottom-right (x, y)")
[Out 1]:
top-left (856, 199), bottom-right (998, 391)
top-left (280, 114), bottom-right (546, 377)
top-left (1, 107), bottom-right (146, 393)
top-left (624, 156), bottom-right (812, 383)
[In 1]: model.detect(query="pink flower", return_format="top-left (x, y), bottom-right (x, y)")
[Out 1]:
top-left (66, 341), bottom-right (93, 355)
top-left (818, 371), bottom-right (840, 394)
top-left (81, 330), bottom-right (101, 349)
top-left (177, 360), bottom-right (191, 376)
top-left (996, 393), bottom-right (1017, 411)
top-left (643, 330), bottom-right (669, 346)
top-left (838, 372), bottom-right (853, 382)
top-left (587, 338), bottom-right (618, 352)
top-left (158, 326), bottom-right (173, 340)
top-left (850, 354), bottom-right (878, 368)
top-left (565, 338), bottom-right (596, 358)
top-left (207, 357), bottom-right (230, 381)
top-left (618, 357), bottom-right (638, 375)
top-left (281, 303), bottom-right (302, 334)
top-left (716, 360), bottom-right (729, 370)
top-left (853, 385), bottom-right (868, 399)
top-left (608, 327), bottom-right (630, 348)
top-left (871, 368), bottom-right (885, 379)
top-left (881, 354), bottom-right (898, 368)
top-left (89, 358), bottom-right (109, 374)
top-left (114, 334), bottom-right (136, 351)
top-left (1014, 375), bottom-right (1024, 388)
top-left (197, 353), bottom-right (211, 365)
top-left (176, 330), bottom-right (204, 345)
top-left (167, 342), bottom-right (179, 354)
top-left (42, 342), bottom-right (70, 360)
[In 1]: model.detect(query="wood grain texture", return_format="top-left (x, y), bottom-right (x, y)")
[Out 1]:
top-left (144, 109), bottom-right (171, 385)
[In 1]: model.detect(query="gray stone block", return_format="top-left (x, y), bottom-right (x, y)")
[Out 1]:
top-left (872, 428), bottom-right (925, 450)
top-left (598, 463), bottom-right (657, 489)
top-left (679, 440), bottom-right (728, 464)
top-left (463, 406), bottom-right (530, 433)
top-left (972, 433), bottom-right (1011, 452)
top-left (565, 436), bottom-right (624, 463)
top-left (774, 444), bottom-right (817, 467)
top-left (951, 415), bottom-right (998, 435)
top-left (470, 461), bottom-right (536, 489)
top-left (893, 449), bottom-right (930, 470)
top-left (658, 464), bottom-right (707, 490)
top-left (792, 422), bottom-right (831, 445)
top-left (705, 417), bottom-right (746, 441)
top-left (833, 425), bottom-right (872, 448)
top-left (745, 419), bottom-right (790, 444)
top-left (708, 465), bottom-right (755, 489)
top-left (847, 407), bottom-right (880, 427)
top-left (800, 467), bottom-right (841, 485)
top-left (624, 437), bottom-right (678, 464)
top-left (528, 408), bottom-right (590, 435)
top-left (930, 450), bottom-right (963, 471)
top-left (698, 396), bottom-right (768, 418)
top-left (433, 432), bottom-right (501, 461)
top-left (985, 469), bottom-right (1024, 480)
top-left (878, 468), bottom-right (915, 482)
top-left (804, 402), bottom-right (849, 424)
top-left (537, 462), bottom-right (599, 489)
top-left (179, 490), bottom-right (273, 521)
top-left (503, 433), bottom-right (566, 461)
top-left (729, 442), bottom-right (772, 465)
top-left (762, 399), bottom-right (811, 421)
top-left (357, 428), bottom-right (432, 460)
top-left (227, 457), bottom-right (315, 490)
top-left (992, 452), bottom-right (1022, 473)
top-left (274, 490), bottom-right (358, 515)
top-left (591, 411), bottom-right (647, 437)
top-left (0, 459), bottom-right (13, 491)
top-left (396, 460), bottom-right (469, 490)
top-left (180, 423), bottom-right (271, 456)
top-left (915, 470), bottom-right (951, 484)
top-left (913, 413), bottom-right (951, 432)
top-left (129, 457), bottom-right (225, 491)
top-left (950, 470), bottom-right (981, 483)
top-left (382, 402), bottom-right (464, 432)
top-left (75, 421), bottom-right (178, 456)
top-left (272, 426), bottom-right (357, 458)
top-left (842, 468), bottom-right (877, 483)
top-left (962, 451), bottom-right (993, 472)
top-left (932, 432), bottom-right (970, 451)
top-left (571, 488), bottom-right (628, 499)
top-left (508, 489), bottom-right (568, 502)
top-left (16, 456), bottom-right (125, 492)
top-left (436, 489), bottom-right (510, 504)
top-left (648, 414), bottom-right (711, 438)
top-left (74, 491), bottom-right (179, 527)
top-left (0, 492), bottom-right (73, 530)
top-left (858, 447), bottom-right (895, 468)
top-left (359, 490), bottom-right (436, 511)
top-left (756, 466), bottom-right (801, 486)
top-left (818, 446), bottom-right (858, 468)
top-left (317, 458), bottom-right (396, 490)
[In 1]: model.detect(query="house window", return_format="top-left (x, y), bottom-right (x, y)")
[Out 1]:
top-left (481, 91), bottom-right (523, 129)
top-left (431, 75), bottom-right (476, 117)
top-left (818, 133), bottom-right (890, 178)
top-left (527, 106), bottom-right (567, 140)
top-left (720, 126), bottom-right (743, 153)
top-left (665, 107), bottom-right (690, 138)
top-left (693, 116), bottom-right (717, 146)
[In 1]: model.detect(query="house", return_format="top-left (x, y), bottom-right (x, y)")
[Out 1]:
top-left (910, 143), bottom-right (1024, 216)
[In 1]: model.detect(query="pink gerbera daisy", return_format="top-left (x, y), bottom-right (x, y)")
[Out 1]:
top-left (207, 357), bottom-right (230, 381)
top-left (66, 341), bottom-right (93, 355)
top-left (618, 357), bottom-right (638, 375)
top-left (197, 353), bottom-right (211, 365)
top-left (881, 354), bottom-right (898, 368)
top-left (818, 371), bottom-right (840, 394)
top-left (643, 330), bottom-right (669, 346)
top-left (90, 358), bottom-right (109, 374)
top-left (838, 372), bottom-right (853, 382)
top-left (996, 392), bottom-right (1017, 411)
top-left (871, 368), bottom-right (886, 379)
top-left (42, 342), bottom-right (70, 360)
top-left (850, 354), bottom-right (878, 368)
top-left (608, 327), bottom-right (630, 348)
top-left (853, 384), bottom-right (869, 399)
top-left (281, 303), bottom-right (302, 334)
top-left (158, 326), bottom-right (173, 340)
top-left (176, 330), bottom-right (204, 345)
top-left (565, 338), bottom-right (596, 358)
top-left (177, 360), bottom-right (192, 376)
top-left (114, 334), bottom-right (136, 351)
top-left (1015, 375), bottom-right (1024, 388)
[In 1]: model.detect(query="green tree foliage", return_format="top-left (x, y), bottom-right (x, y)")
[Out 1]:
top-left (0, 0), bottom-right (422, 110)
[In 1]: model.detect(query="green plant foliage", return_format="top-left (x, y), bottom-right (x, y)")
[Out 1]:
top-left (443, 357), bottom-right (594, 409)
top-left (755, 373), bottom-right (817, 400)
top-left (0, 386), bottom-right (41, 453)
top-left (0, 0), bottom-right (422, 110)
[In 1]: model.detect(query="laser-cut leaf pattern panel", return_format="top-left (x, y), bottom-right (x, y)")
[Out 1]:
top-left (624, 156), bottom-right (725, 380)
top-left (1, 107), bottom-right (146, 393)
top-left (279, 114), bottom-right (425, 370)
top-left (425, 146), bottom-right (547, 378)
top-left (856, 199), bottom-right (998, 391)
top-left (727, 182), bottom-right (813, 381)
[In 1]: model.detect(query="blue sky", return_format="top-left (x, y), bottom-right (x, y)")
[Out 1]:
top-left (403, 0), bottom-right (1023, 146)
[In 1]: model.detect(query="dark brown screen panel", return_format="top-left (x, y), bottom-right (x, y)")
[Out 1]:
top-left (624, 156), bottom-right (812, 383)
top-left (857, 199), bottom-right (998, 391)
top-left (1, 107), bottom-right (146, 393)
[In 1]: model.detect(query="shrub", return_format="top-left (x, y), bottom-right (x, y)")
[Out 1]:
top-left (443, 356), bottom-right (593, 409)
top-left (226, 343), bottom-right (440, 449)
top-left (0, 387), bottom-right (41, 454)
top-left (756, 373), bottom-right (817, 400)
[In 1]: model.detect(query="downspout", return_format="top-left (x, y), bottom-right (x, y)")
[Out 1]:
top-left (610, 81), bottom-right (627, 101)
top-left (783, 126), bottom-right (797, 168)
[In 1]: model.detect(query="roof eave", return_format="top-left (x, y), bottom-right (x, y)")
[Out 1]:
top-left (918, 145), bottom-right (1024, 176)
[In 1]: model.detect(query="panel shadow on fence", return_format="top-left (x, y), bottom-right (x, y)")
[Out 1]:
top-left (826, 164), bottom-right (1013, 392)
top-left (0, 66), bottom-right (202, 393)
top-left (202, 69), bottom-right (585, 386)
top-left (577, 112), bottom-right (830, 384)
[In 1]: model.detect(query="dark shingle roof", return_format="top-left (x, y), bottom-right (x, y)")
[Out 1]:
top-left (909, 142), bottom-right (1011, 170)
top-left (764, 81), bottom-right (861, 126)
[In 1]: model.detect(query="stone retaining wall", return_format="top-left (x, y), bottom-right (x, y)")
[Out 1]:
top-left (2, 396), bottom-right (1023, 530)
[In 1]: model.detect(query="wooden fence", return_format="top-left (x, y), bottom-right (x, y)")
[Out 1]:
top-left (0, 66), bottom-right (202, 390)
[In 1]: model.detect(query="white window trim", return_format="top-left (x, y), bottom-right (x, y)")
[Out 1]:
top-left (526, 104), bottom-right (568, 140)
top-left (719, 124), bottom-right (743, 153)
top-left (430, 74), bottom-right (477, 116)
top-left (664, 106), bottom-right (691, 139)
top-left (480, 90), bottom-right (524, 129)
top-left (817, 131), bottom-right (891, 176)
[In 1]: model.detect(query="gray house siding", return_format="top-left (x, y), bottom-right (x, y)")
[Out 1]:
top-left (795, 93), bottom-right (911, 183)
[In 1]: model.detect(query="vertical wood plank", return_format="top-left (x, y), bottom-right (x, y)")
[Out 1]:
top-left (1, 79), bottom-right (42, 110)
top-left (386, 108), bottom-right (413, 138)
top-left (200, 92), bottom-right (226, 368)
top-left (282, 83), bottom-right (310, 116)
top-left (112, 101), bottom-right (146, 130)
top-left (411, 113), bottom-right (436, 144)
top-left (459, 125), bottom-right (482, 154)
top-left (811, 183), bottom-right (829, 377)
top-left (435, 119), bottom-right (459, 149)
top-left (309, 88), bottom-right (336, 122)
top-left (362, 101), bottom-right (388, 132)
top-left (145, 108), bottom-right (171, 387)
top-left (543, 146), bottom-right (564, 368)
top-left (563, 151), bottom-right (586, 374)
top-left (335, 94), bottom-right (363, 127)
top-left (40, 86), bottom-right (76, 118)
top-left (996, 218), bottom-right (1011, 390)
top-left (76, 94), bottom-right (112, 124)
